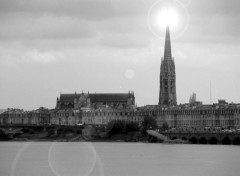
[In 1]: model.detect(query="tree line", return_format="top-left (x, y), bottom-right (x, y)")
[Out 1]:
top-left (105, 115), bottom-right (167, 136)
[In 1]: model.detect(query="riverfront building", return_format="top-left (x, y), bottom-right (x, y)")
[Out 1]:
top-left (82, 108), bottom-right (143, 125)
top-left (50, 109), bottom-right (81, 126)
top-left (0, 107), bottom-right (51, 126)
top-left (1, 102), bottom-right (240, 132)
top-left (141, 102), bottom-right (240, 131)
top-left (80, 101), bottom-right (240, 131)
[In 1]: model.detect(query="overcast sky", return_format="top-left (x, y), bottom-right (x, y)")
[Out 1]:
top-left (0, 0), bottom-right (239, 110)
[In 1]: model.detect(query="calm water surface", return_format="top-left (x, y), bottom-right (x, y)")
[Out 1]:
top-left (0, 142), bottom-right (240, 176)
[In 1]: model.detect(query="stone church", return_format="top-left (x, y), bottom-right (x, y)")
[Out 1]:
top-left (159, 26), bottom-right (177, 106)
top-left (56, 91), bottom-right (135, 110)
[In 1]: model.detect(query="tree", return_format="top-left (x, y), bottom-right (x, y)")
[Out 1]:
top-left (106, 120), bottom-right (125, 136)
top-left (161, 122), bottom-right (169, 131)
top-left (141, 115), bottom-right (157, 134)
top-left (106, 120), bottom-right (140, 136)
top-left (122, 121), bottom-right (139, 134)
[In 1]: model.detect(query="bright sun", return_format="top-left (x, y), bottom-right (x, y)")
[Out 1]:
top-left (157, 9), bottom-right (179, 30)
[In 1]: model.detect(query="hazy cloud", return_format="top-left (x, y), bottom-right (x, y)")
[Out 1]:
top-left (0, 14), bottom-right (97, 40)
top-left (189, 0), bottom-right (240, 17)
top-left (187, 0), bottom-right (240, 42)
top-left (21, 49), bottom-right (64, 63)
top-left (0, 0), bottom-right (239, 109)
top-left (0, 0), bottom-right (114, 20)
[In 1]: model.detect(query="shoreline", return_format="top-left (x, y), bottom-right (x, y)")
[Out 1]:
top-left (3, 134), bottom-right (188, 144)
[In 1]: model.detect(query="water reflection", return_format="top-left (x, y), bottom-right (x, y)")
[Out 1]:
top-left (0, 142), bottom-right (240, 176)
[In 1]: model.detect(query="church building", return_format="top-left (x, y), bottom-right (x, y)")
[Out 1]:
top-left (159, 26), bottom-right (177, 106)
top-left (56, 91), bottom-right (135, 110)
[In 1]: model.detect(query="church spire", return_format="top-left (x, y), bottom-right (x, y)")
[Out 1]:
top-left (164, 26), bottom-right (172, 60)
top-left (159, 26), bottom-right (177, 106)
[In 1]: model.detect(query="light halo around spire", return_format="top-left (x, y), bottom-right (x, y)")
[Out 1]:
top-left (147, 0), bottom-right (189, 40)
top-left (156, 8), bottom-right (179, 30)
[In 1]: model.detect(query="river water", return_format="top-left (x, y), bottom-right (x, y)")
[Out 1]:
top-left (0, 142), bottom-right (240, 176)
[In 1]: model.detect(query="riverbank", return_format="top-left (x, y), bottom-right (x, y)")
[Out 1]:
top-left (0, 126), bottom-right (188, 144)
top-left (2, 134), bottom-right (138, 142)
top-left (8, 132), bottom-right (149, 142)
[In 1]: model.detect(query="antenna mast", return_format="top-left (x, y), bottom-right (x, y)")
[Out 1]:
top-left (210, 81), bottom-right (212, 104)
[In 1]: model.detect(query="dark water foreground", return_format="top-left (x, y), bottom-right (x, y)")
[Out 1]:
top-left (0, 142), bottom-right (240, 176)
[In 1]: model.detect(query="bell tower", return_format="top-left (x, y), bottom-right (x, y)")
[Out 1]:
top-left (159, 26), bottom-right (177, 106)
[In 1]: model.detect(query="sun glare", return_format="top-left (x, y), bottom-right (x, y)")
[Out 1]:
top-left (147, 0), bottom-right (189, 39)
top-left (157, 9), bottom-right (179, 30)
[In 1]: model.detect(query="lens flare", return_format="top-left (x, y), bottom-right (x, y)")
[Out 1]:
top-left (48, 142), bottom-right (97, 176)
top-left (157, 9), bottom-right (179, 30)
top-left (125, 69), bottom-right (135, 79)
top-left (147, 0), bottom-right (189, 40)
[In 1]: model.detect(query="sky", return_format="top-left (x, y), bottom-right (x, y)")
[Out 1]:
top-left (0, 0), bottom-right (240, 110)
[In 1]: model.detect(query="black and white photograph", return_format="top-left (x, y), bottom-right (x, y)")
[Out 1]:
top-left (0, 0), bottom-right (240, 176)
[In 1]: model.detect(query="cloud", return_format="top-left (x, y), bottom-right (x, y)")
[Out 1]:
top-left (189, 0), bottom-right (240, 17)
top-left (185, 0), bottom-right (240, 42)
top-left (0, 0), bottom-right (150, 42)
top-left (0, 0), bottom-right (240, 109)
top-left (0, 0), bottom-right (115, 20)
top-left (0, 14), bottom-right (98, 40)
top-left (0, 0), bottom-right (149, 21)
top-left (0, 44), bottom-right (65, 65)
top-left (99, 32), bottom-right (151, 48)
top-left (21, 49), bottom-right (64, 63)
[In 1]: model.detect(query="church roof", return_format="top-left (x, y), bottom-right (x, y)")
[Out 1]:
top-left (59, 93), bottom-right (132, 103)
top-left (90, 94), bottom-right (129, 102)
top-left (59, 94), bottom-right (80, 102)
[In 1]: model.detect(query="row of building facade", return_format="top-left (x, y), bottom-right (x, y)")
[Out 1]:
top-left (81, 102), bottom-right (240, 131)
top-left (1, 101), bottom-right (240, 132)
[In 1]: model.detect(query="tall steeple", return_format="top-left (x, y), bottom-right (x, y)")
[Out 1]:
top-left (159, 26), bottom-right (177, 106)
top-left (164, 26), bottom-right (172, 59)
